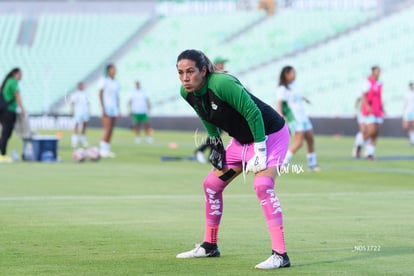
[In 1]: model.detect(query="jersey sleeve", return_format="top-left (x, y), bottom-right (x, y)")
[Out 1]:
top-left (98, 77), bottom-right (105, 90)
top-left (201, 119), bottom-right (221, 138)
top-left (276, 86), bottom-right (287, 101)
top-left (127, 92), bottom-right (133, 102)
top-left (211, 74), bottom-right (266, 142)
top-left (14, 80), bottom-right (20, 94)
top-left (69, 93), bottom-right (76, 104)
top-left (142, 89), bottom-right (149, 100)
top-left (4, 79), bottom-right (19, 101)
top-left (361, 80), bottom-right (370, 95)
top-left (9, 78), bottom-right (18, 93)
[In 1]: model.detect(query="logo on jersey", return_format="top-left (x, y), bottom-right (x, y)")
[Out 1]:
top-left (211, 101), bottom-right (218, 110)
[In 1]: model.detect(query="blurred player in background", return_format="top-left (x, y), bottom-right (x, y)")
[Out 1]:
top-left (176, 49), bottom-right (291, 270)
top-left (360, 66), bottom-right (384, 160)
top-left (70, 82), bottom-right (89, 148)
top-left (194, 56), bottom-right (228, 163)
top-left (0, 68), bottom-right (25, 162)
top-left (99, 64), bottom-right (120, 158)
top-left (128, 80), bottom-right (152, 144)
top-left (258, 0), bottom-right (276, 15)
top-left (213, 56), bottom-right (228, 71)
top-left (276, 66), bottom-right (320, 171)
top-left (352, 93), bottom-right (365, 158)
top-left (402, 82), bottom-right (414, 145)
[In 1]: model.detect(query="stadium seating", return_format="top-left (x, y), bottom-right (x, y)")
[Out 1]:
top-left (87, 11), bottom-right (265, 115)
top-left (241, 6), bottom-right (414, 117)
top-left (3, 5), bottom-right (412, 117)
top-left (94, 9), bottom-right (374, 116)
top-left (0, 14), bottom-right (22, 65)
top-left (0, 13), bottom-right (149, 114)
top-left (223, 9), bottom-right (376, 72)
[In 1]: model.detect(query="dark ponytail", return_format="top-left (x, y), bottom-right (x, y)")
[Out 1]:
top-left (279, 65), bottom-right (294, 89)
top-left (1, 68), bottom-right (20, 93)
top-left (176, 49), bottom-right (220, 74)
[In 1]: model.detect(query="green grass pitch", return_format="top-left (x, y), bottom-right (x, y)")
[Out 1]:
top-left (1, 128), bottom-right (413, 275)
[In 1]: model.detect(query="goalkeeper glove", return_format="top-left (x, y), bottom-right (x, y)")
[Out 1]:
top-left (208, 137), bottom-right (226, 170)
top-left (246, 141), bottom-right (267, 173)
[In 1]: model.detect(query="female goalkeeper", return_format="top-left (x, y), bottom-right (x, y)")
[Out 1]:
top-left (175, 49), bottom-right (291, 270)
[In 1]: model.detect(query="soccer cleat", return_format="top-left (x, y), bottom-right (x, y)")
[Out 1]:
top-left (255, 251), bottom-right (291, 270)
top-left (146, 136), bottom-right (153, 144)
top-left (0, 155), bottom-right (12, 163)
top-left (352, 145), bottom-right (362, 158)
top-left (99, 150), bottom-right (116, 158)
top-left (309, 165), bottom-right (321, 172)
top-left (366, 155), bottom-right (375, 161)
top-left (195, 150), bottom-right (207, 164)
top-left (176, 243), bottom-right (220, 258)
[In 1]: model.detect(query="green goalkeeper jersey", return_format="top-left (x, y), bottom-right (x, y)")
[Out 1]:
top-left (2, 77), bottom-right (19, 112)
top-left (181, 73), bottom-right (285, 144)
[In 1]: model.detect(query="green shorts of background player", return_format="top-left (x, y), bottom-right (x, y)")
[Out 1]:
top-left (131, 113), bottom-right (152, 144)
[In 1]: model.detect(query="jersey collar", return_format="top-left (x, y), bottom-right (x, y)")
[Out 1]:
top-left (193, 75), bottom-right (210, 96)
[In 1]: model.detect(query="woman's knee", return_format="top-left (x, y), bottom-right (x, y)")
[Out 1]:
top-left (253, 176), bottom-right (274, 199)
top-left (203, 172), bottom-right (228, 194)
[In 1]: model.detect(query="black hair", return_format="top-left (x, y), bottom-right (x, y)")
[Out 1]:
top-left (409, 82), bottom-right (413, 87)
top-left (279, 65), bottom-right (294, 89)
top-left (371, 65), bottom-right (380, 71)
top-left (106, 63), bottom-right (114, 72)
top-left (104, 63), bottom-right (115, 78)
top-left (1, 68), bottom-right (20, 93)
top-left (176, 49), bottom-right (219, 75)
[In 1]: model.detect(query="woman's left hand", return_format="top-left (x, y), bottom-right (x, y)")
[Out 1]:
top-left (246, 141), bottom-right (267, 173)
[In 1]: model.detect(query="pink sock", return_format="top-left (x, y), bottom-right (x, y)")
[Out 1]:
top-left (269, 225), bottom-right (286, 254)
top-left (203, 172), bottom-right (228, 244)
top-left (254, 176), bottom-right (286, 254)
top-left (204, 225), bottom-right (219, 244)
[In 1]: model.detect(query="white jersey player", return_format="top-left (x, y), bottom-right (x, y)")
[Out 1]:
top-left (99, 64), bottom-right (121, 157)
top-left (70, 82), bottom-right (90, 147)
top-left (275, 66), bottom-right (319, 171)
top-left (403, 82), bottom-right (414, 145)
top-left (352, 81), bottom-right (369, 158)
top-left (128, 81), bottom-right (152, 144)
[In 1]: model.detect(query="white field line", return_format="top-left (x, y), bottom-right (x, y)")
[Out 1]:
top-left (0, 191), bottom-right (413, 201)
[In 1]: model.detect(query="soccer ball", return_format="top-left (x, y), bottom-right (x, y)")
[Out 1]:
top-left (87, 147), bottom-right (101, 162)
top-left (73, 148), bottom-right (87, 162)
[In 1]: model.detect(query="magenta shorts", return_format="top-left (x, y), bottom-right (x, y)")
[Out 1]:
top-left (225, 123), bottom-right (290, 169)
